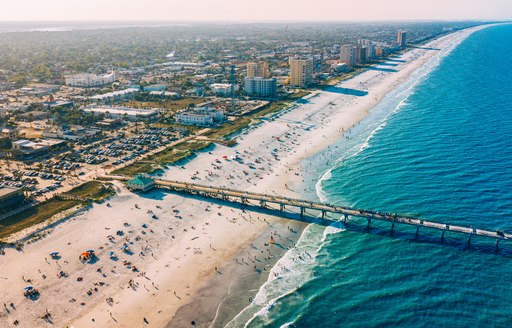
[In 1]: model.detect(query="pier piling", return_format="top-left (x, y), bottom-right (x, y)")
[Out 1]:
top-left (145, 178), bottom-right (512, 250)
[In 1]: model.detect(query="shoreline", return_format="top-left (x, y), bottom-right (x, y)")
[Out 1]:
top-left (0, 25), bottom-right (490, 328)
top-left (166, 25), bottom-right (493, 328)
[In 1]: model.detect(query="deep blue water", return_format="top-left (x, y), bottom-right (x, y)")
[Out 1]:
top-left (227, 24), bottom-right (512, 327)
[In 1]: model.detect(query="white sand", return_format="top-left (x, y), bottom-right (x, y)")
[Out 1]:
top-left (0, 26), bottom-right (488, 328)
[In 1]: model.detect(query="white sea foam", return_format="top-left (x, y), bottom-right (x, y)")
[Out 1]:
top-left (314, 32), bottom-right (465, 205)
top-left (321, 220), bottom-right (346, 243)
top-left (225, 219), bottom-right (325, 327)
top-left (229, 29), bottom-right (476, 328)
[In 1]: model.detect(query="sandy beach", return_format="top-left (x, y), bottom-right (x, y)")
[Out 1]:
top-left (0, 25), bottom-right (489, 328)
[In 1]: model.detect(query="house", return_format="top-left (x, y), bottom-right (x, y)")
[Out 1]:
top-left (126, 175), bottom-right (155, 192)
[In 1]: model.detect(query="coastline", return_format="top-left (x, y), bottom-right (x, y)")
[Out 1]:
top-left (0, 25), bottom-right (490, 328)
top-left (169, 24), bottom-right (493, 328)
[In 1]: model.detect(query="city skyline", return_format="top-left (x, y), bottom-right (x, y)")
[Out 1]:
top-left (1, 0), bottom-right (511, 22)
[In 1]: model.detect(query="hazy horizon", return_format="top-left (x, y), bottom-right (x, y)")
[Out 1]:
top-left (1, 0), bottom-right (511, 22)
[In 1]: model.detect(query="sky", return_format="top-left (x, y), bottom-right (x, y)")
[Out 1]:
top-left (0, 0), bottom-right (511, 22)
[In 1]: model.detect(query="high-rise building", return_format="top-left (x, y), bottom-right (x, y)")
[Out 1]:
top-left (356, 46), bottom-right (367, 65)
top-left (340, 45), bottom-right (357, 68)
top-left (398, 31), bottom-right (407, 48)
top-left (244, 77), bottom-right (277, 97)
top-left (289, 57), bottom-right (313, 87)
top-left (247, 61), bottom-right (270, 78)
top-left (313, 54), bottom-right (323, 72)
top-left (358, 39), bottom-right (375, 60)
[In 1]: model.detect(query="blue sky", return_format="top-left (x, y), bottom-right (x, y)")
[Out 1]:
top-left (1, 0), bottom-right (511, 21)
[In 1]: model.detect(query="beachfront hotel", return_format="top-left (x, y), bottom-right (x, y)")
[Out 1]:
top-left (340, 44), bottom-right (358, 68)
top-left (244, 77), bottom-right (277, 98)
top-left (175, 107), bottom-right (225, 126)
top-left (247, 61), bottom-right (270, 79)
top-left (398, 31), bottom-right (407, 48)
top-left (288, 57), bottom-right (313, 87)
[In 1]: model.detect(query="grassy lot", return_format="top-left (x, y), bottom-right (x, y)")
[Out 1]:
top-left (285, 90), bottom-right (311, 100)
top-left (172, 140), bottom-right (212, 152)
top-left (112, 141), bottom-right (212, 176)
top-left (63, 181), bottom-right (115, 201)
top-left (0, 199), bottom-right (81, 240)
top-left (203, 117), bottom-right (252, 140)
top-left (0, 181), bottom-right (117, 240)
top-left (203, 91), bottom-right (312, 140)
top-left (146, 140), bottom-right (211, 163)
top-left (111, 162), bottom-right (154, 176)
top-left (250, 101), bottom-right (289, 119)
top-left (124, 98), bottom-right (205, 113)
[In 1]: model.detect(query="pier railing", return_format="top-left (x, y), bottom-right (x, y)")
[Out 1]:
top-left (150, 178), bottom-right (510, 248)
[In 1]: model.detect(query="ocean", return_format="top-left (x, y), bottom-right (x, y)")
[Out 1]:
top-left (226, 24), bottom-right (512, 327)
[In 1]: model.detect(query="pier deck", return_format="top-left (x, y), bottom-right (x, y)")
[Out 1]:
top-left (146, 178), bottom-right (511, 246)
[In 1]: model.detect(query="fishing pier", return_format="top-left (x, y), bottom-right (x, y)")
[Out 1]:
top-left (137, 177), bottom-right (511, 249)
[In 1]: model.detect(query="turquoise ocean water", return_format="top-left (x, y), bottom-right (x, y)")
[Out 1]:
top-left (227, 24), bottom-right (512, 327)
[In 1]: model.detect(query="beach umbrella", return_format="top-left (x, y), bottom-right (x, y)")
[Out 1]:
top-left (24, 286), bottom-right (33, 291)
top-left (86, 249), bottom-right (94, 254)
top-left (50, 252), bottom-right (59, 256)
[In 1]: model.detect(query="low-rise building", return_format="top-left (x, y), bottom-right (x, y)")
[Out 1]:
top-left (42, 127), bottom-right (100, 141)
top-left (41, 100), bottom-right (74, 109)
top-left (65, 71), bottom-right (116, 87)
top-left (1, 128), bottom-right (17, 141)
top-left (126, 175), bottom-right (155, 192)
top-left (12, 138), bottom-right (66, 157)
top-left (210, 83), bottom-right (239, 97)
top-left (82, 106), bottom-right (160, 121)
top-left (334, 63), bottom-right (349, 73)
top-left (89, 88), bottom-right (139, 103)
top-left (143, 84), bottom-right (166, 92)
top-left (0, 186), bottom-right (25, 212)
top-left (148, 91), bottom-right (179, 97)
top-left (175, 107), bottom-right (224, 127)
